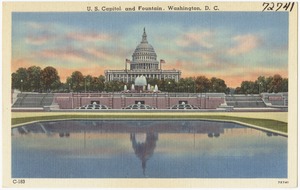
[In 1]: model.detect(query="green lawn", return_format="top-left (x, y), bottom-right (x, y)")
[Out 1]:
top-left (11, 114), bottom-right (287, 133)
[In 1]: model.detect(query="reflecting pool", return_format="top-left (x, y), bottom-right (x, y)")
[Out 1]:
top-left (12, 120), bottom-right (287, 178)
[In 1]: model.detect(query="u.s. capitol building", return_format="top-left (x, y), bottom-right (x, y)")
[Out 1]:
top-left (105, 28), bottom-right (181, 82)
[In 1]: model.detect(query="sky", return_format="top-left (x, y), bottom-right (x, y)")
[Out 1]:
top-left (12, 11), bottom-right (288, 87)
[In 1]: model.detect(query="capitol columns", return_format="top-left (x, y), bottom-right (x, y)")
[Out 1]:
top-left (125, 59), bottom-right (130, 70)
top-left (125, 59), bottom-right (130, 83)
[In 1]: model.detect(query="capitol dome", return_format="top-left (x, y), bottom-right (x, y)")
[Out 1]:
top-left (134, 75), bottom-right (147, 86)
top-left (130, 28), bottom-right (159, 70)
top-left (105, 28), bottom-right (181, 84)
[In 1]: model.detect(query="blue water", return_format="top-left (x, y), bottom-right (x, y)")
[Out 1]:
top-left (12, 120), bottom-right (287, 178)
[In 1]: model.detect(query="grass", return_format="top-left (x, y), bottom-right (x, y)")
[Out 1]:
top-left (11, 113), bottom-right (287, 133)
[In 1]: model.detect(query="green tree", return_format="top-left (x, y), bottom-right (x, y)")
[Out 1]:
top-left (265, 76), bottom-right (273, 93)
top-left (270, 74), bottom-right (283, 93)
top-left (59, 82), bottom-right (72, 93)
top-left (158, 78), bottom-right (166, 91)
top-left (84, 75), bottom-right (93, 92)
top-left (69, 71), bottom-right (84, 92)
top-left (176, 77), bottom-right (196, 93)
top-left (12, 67), bottom-right (29, 92)
top-left (240, 81), bottom-right (256, 94)
top-left (88, 76), bottom-right (105, 92)
top-left (234, 87), bottom-right (242, 94)
top-left (210, 77), bottom-right (227, 93)
top-left (41, 66), bottom-right (61, 92)
top-left (255, 76), bottom-right (267, 93)
top-left (98, 75), bottom-right (106, 92)
top-left (177, 78), bottom-right (186, 92)
top-left (195, 76), bottom-right (210, 93)
top-left (282, 78), bottom-right (288, 92)
top-left (147, 78), bottom-right (160, 87)
top-left (186, 77), bottom-right (196, 93)
top-left (27, 66), bottom-right (42, 92)
top-left (11, 73), bottom-right (18, 90)
top-left (235, 75), bottom-right (288, 94)
top-left (165, 79), bottom-right (176, 92)
top-left (105, 80), bottom-right (125, 92)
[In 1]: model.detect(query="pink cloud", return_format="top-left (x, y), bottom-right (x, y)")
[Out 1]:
top-left (38, 48), bottom-right (87, 62)
top-left (67, 32), bottom-right (112, 42)
top-left (161, 58), bottom-right (287, 88)
top-left (161, 60), bottom-right (193, 71)
top-left (25, 33), bottom-right (55, 45)
top-left (85, 48), bottom-right (112, 60)
top-left (27, 22), bottom-right (47, 30)
top-left (176, 31), bottom-right (214, 48)
top-left (165, 51), bottom-right (236, 73)
top-left (228, 34), bottom-right (261, 55)
top-left (11, 58), bottom-right (37, 72)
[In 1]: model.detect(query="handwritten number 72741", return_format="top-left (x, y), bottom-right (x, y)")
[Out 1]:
top-left (262, 2), bottom-right (295, 12)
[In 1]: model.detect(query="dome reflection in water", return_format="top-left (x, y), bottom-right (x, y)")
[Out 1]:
top-left (130, 133), bottom-right (158, 176)
top-left (12, 120), bottom-right (287, 178)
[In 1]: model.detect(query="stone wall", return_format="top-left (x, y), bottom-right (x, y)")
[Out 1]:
top-left (53, 93), bottom-right (225, 109)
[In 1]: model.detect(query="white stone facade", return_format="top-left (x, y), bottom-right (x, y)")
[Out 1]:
top-left (105, 28), bottom-right (181, 82)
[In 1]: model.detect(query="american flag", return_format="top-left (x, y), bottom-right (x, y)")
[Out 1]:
top-left (160, 59), bottom-right (166, 63)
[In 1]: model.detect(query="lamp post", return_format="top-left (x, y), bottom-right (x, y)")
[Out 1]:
top-left (84, 77), bottom-right (87, 93)
top-left (258, 82), bottom-right (262, 94)
top-left (20, 79), bottom-right (23, 93)
top-left (68, 83), bottom-right (71, 92)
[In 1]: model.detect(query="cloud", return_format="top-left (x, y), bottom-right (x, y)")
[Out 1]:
top-left (197, 52), bottom-right (237, 70)
top-left (176, 31), bottom-right (214, 49)
top-left (37, 46), bottom-right (125, 65)
top-left (25, 32), bottom-right (56, 45)
top-left (11, 58), bottom-right (37, 71)
top-left (85, 48), bottom-right (111, 60)
top-left (66, 32), bottom-right (113, 42)
top-left (228, 34), bottom-right (261, 55)
top-left (12, 18), bottom-right (287, 88)
top-left (38, 47), bottom-right (88, 63)
top-left (27, 22), bottom-right (48, 30)
top-left (161, 53), bottom-right (287, 88)
top-left (162, 49), bottom-right (236, 75)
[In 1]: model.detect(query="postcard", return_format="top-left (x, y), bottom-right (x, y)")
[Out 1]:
top-left (2, 1), bottom-right (298, 188)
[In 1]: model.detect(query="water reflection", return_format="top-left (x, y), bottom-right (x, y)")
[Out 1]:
top-left (59, 133), bottom-right (70, 137)
top-left (12, 120), bottom-right (229, 137)
top-left (130, 133), bottom-right (158, 176)
top-left (266, 132), bottom-right (279, 137)
top-left (12, 120), bottom-right (287, 178)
